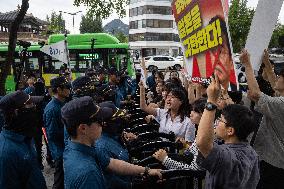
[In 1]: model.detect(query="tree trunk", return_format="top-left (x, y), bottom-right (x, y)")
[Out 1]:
top-left (0, 0), bottom-right (29, 95)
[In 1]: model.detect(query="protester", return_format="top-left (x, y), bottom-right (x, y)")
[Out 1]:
top-left (169, 70), bottom-right (179, 79)
top-left (240, 49), bottom-right (284, 189)
top-left (0, 91), bottom-right (46, 189)
top-left (195, 74), bottom-right (259, 189)
top-left (153, 98), bottom-right (207, 171)
top-left (140, 81), bottom-right (195, 143)
top-left (44, 76), bottom-right (71, 189)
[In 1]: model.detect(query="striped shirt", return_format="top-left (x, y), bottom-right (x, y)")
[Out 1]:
top-left (163, 141), bottom-right (204, 171)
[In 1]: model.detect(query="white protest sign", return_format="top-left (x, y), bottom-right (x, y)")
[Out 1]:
top-left (40, 40), bottom-right (69, 64)
top-left (245, 0), bottom-right (284, 71)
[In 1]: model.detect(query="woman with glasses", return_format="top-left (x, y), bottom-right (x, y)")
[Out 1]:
top-left (153, 98), bottom-right (206, 169)
top-left (140, 81), bottom-right (195, 143)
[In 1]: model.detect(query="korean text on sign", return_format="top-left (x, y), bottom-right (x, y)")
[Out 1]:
top-left (175, 0), bottom-right (193, 15)
top-left (183, 19), bottom-right (223, 57)
top-left (178, 4), bottom-right (202, 39)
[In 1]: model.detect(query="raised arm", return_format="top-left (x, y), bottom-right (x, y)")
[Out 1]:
top-left (141, 57), bottom-right (148, 81)
top-left (196, 75), bottom-right (220, 158)
top-left (188, 81), bottom-right (196, 104)
top-left (239, 49), bottom-right (261, 102)
top-left (262, 49), bottom-right (277, 89)
top-left (139, 81), bottom-right (157, 116)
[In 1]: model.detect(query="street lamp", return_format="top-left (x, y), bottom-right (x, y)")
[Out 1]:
top-left (59, 10), bottom-right (82, 33)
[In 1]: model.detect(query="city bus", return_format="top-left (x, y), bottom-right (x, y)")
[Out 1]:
top-left (0, 33), bottom-right (134, 92)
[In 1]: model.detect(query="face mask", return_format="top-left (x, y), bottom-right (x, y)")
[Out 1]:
top-left (8, 107), bottom-right (38, 138)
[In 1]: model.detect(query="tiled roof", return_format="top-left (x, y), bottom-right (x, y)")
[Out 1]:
top-left (0, 10), bottom-right (48, 26)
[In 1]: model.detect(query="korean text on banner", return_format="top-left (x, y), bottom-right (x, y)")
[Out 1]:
top-left (245, 0), bottom-right (283, 71)
top-left (172, 0), bottom-right (238, 91)
top-left (40, 40), bottom-right (69, 64)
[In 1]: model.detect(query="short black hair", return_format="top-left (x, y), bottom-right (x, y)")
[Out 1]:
top-left (166, 77), bottom-right (182, 88)
top-left (155, 71), bottom-right (164, 81)
top-left (63, 118), bottom-right (94, 138)
top-left (192, 98), bottom-right (207, 113)
top-left (222, 104), bottom-right (256, 141)
top-left (168, 87), bottom-right (189, 122)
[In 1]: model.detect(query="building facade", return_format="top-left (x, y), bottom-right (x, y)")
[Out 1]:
top-left (0, 9), bottom-right (48, 43)
top-left (129, 0), bottom-right (181, 57)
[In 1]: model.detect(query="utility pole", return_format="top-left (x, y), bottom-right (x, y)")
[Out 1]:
top-left (59, 10), bottom-right (82, 34)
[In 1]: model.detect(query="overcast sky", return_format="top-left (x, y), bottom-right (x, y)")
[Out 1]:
top-left (0, 0), bottom-right (283, 34)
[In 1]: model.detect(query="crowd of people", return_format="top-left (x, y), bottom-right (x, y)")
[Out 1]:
top-left (0, 48), bottom-right (283, 189)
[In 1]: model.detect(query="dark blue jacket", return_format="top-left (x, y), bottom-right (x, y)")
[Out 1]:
top-left (0, 96), bottom-right (3, 132)
top-left (64, 141), bottom-right (108, 189)
top-left (0, 130), bottom-right (47, 189)
top-left (24, 86), bottom-right (35, 95)
top-left (95, 133), bottom-right (131, 189)
top-left (0, 111), bottom-right (3, 133)
top-left (146, 75), bottom-right (155, 89)
top-left (43, 97), bottom-right (65, 160)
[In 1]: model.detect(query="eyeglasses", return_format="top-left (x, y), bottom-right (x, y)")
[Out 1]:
top-left (216, 117), bottom-right (227, 125)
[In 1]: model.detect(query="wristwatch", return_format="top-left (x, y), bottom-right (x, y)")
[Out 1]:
top-left (205, 102), bottom-right (217, 111)
top-left (143, 166), bottom-right (150, 177)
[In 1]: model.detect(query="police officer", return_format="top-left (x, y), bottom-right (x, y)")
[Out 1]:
top-left (95, 101), bottom-right (132, 189)
top-left (61, 96), bottom-right (113, 189)
top-left (72, 76), bottom-right (95, 99)
top-left (44, 76), bottom-right (71, 189)
top-left (0, 91), bottom-right (46, 188)
top-left (96, 67), bottom-right (107, 86)
top-left (24, 75), bottom-right (36, 95)
top-left (61, 97), bottom-right (162, 189)
top-left (107, 67), bottom-right (121, 107)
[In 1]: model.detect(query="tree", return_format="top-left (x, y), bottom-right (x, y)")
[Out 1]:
top-left (79, 13), bottom-right (103, 33)
top-left (269, 22), bottom-right (284, 48)
top-left (228, 0), bottom-right (254, 53)
top-left (115, 32), bottom-right (128, 43)
top-left (0, 0), bottom-right (29, 95)
top-left (46, 11), bottom-right (66, 34)
top-left (73, 0), bottom-right (128, 19)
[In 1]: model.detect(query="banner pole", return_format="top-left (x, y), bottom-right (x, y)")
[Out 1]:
top-left (64, 32), bottom-right (71, 70)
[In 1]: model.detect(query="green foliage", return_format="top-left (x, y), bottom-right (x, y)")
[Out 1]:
top-left (115, 32), bottom-right (128, 43)
top-left (79, 12), bottom-right (103, 33)
top-left (269, 22), bottom-right (284, 48)
top-left (46, 11), bottom-right (66, 34)
top-left (73, 0), bottom-right (128, 19)
top-left (228, 0), bottom-right (254, 53)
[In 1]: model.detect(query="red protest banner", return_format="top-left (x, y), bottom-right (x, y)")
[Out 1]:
top-left (173, 0), bottom-right (238, 91)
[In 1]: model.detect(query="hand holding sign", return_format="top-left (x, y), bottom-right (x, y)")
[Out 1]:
top-left (207, 74), bottom-right (221, 103)
top-left (239, 49), bottom-right (251, 68)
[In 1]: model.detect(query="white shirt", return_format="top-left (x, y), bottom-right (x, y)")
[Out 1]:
top-left (155, 108), bottom-right (196, 142)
